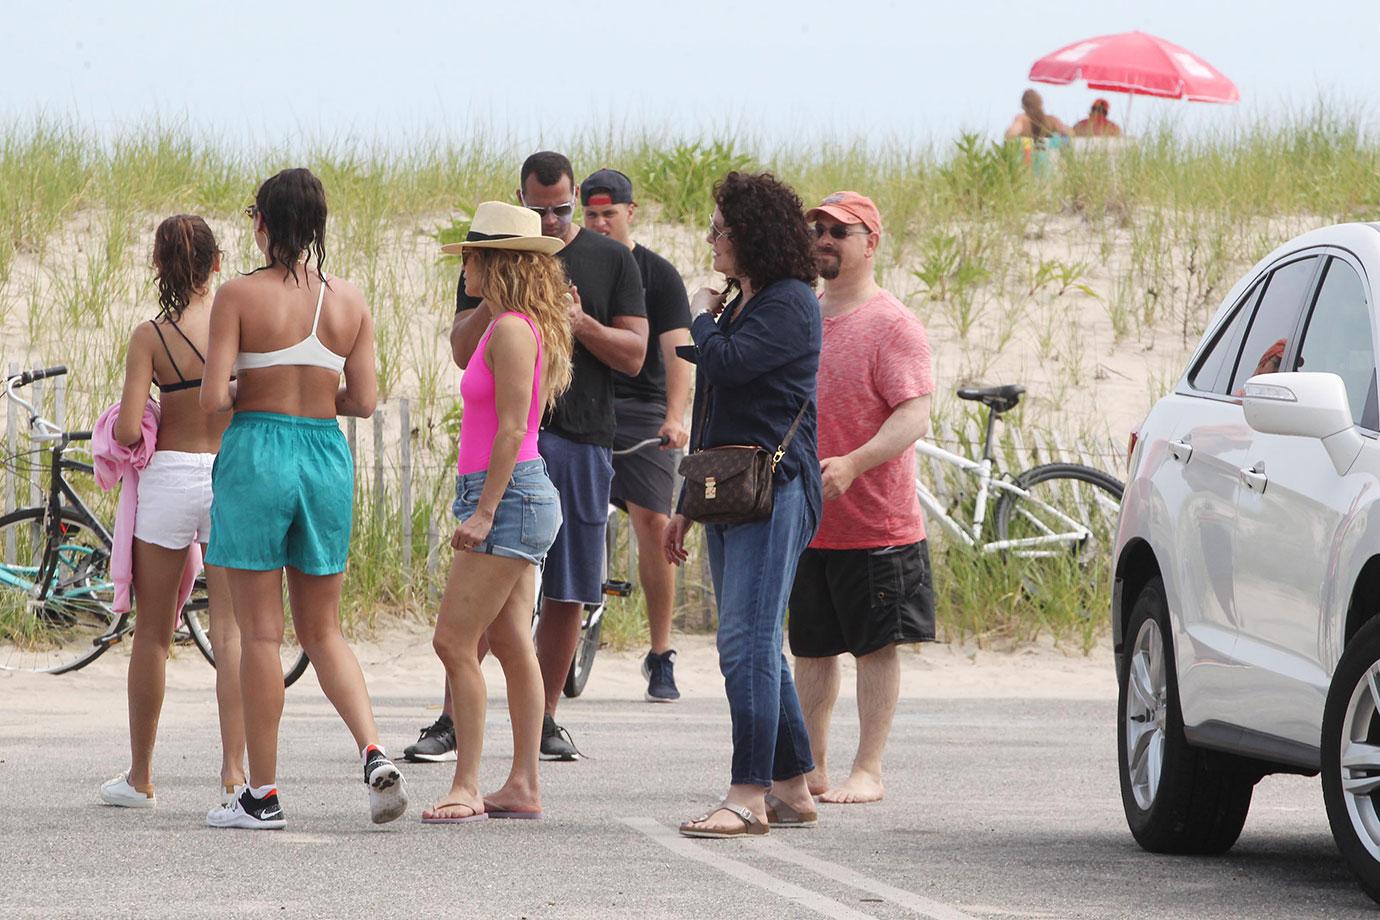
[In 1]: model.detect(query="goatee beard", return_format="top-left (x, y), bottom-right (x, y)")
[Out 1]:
top-left (818, 262), bottom-right (840, 280)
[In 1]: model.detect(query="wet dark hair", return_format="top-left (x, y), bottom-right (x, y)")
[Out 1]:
top-left (520, 151), bottom-right (575, 190)
top-left (152, 215), bottom-right (219, 320)
top-left (254, 167), bottom-right (328, 284)
top-left (714, 171), bottom-right (818, 289)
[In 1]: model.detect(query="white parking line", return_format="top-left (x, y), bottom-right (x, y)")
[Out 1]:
top-left (756, 837), bottom-right (979, 920)
top-left (622, 817), bottom-right (881, 919)
top-left (624, 818), bottom-right (980, 919)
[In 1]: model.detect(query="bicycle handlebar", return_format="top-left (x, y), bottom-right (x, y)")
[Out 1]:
top-left (611, 435), bottom-right (671, 457)
top-left (10, 365), bottom-right (68, 387)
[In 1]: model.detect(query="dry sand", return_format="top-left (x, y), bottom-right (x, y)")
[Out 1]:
top-left (0, 626), bottom-right (1116, 740)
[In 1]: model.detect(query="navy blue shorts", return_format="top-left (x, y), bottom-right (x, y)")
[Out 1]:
top-left (452, 459), bottom-right (562, 566)
top-left (537, 431), bottom-right (613, 604)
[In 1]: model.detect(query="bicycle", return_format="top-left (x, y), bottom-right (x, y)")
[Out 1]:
top-left (534, 434), bottom-right (669, 699)
top-left (915, 384), bottom-right (1124, 559)
top-left (0, 365), bottom-right (309, 684)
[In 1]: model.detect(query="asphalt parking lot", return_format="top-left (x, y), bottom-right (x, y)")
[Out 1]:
top-left (1, 638), bottom-right (1373, 919)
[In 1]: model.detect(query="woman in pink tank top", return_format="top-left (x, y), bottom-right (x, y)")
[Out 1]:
top-left (422, 203), bottom-right (574, 825)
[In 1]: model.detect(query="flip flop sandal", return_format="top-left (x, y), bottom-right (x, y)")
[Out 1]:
top-left (421, 802), bottom-right (489, 825)
top-left (678, 804), bottom-right (768, 838)
top-left (764, 793), bottom-right (818, 828)
top-left (482, 803), bottom-right (544, 820)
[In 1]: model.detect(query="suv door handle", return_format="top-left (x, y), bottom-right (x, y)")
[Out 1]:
top-left (1239, 462), bottom-right (1268, 494)
top-left (1168, 439), bottom-right (1193, 463)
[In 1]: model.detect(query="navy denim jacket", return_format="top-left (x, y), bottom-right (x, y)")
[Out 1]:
top-left (677, 277), bottom-right (822, 525)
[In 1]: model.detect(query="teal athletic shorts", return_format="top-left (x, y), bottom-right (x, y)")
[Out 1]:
top-left (206, 411), bottom-right (354, 575)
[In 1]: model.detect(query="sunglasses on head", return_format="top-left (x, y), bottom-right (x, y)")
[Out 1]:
top-left (812, 222), bottom-right (870, 240)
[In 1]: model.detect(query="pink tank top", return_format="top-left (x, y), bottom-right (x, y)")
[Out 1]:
top-left (456, 312), bottom-right (544, 475)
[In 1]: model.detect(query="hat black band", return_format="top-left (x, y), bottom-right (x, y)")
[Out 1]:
top-left (464, 230), bottom-right (522, 242)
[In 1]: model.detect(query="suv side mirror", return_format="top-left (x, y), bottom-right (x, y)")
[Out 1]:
top-left (1242, 371), bottom-right (1364, 473)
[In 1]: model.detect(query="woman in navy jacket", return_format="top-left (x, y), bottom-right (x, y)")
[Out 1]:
top-left (664, 171), bottom-right (823, 838)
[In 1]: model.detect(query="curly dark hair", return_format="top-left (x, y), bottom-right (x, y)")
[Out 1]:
top-left (152, 214), bottom-right (218, 320)
top-left (253, 167), bottom-right (328, 286)
top-left (714, 171), bottom-right (817, 289)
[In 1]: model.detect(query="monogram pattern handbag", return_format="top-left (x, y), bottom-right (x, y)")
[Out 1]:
top-left (678, 385), bottom-right (809, 526)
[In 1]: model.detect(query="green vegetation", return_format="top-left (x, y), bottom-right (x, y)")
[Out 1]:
top-left (2, 107), bottom-right (1377, 652)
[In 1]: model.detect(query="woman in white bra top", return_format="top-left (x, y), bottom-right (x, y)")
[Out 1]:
top-left (200, 167), bottom-right (406, 830)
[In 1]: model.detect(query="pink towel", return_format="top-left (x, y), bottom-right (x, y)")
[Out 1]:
top-left (92, 400), bottom-right (202, 614)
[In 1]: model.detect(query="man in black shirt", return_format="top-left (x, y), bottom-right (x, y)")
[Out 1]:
top-left (580, 168), bottom-right (692, 704)
top-left (404, 151), bottom-right (647, 764)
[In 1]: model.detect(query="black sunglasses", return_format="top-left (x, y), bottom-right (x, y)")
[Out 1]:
top-left (243, 204), bottom-right (259, 219)
top-left (812, 223), bottom-right (870, 240)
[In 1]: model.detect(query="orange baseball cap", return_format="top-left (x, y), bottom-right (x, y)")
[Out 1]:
top-left (806, 191), bottom-right (882, 236)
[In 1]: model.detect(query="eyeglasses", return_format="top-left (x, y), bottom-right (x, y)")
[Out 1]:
top-left (243, 204), bottom-right (258, 220)
top-left (520, 197), bottom-right (576, 220)
top-left (708, 221), bottom-right (731, 242)
top-left (812, 223), bottom-right (871, 240)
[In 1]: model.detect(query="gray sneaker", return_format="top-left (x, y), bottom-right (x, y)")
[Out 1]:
top-left (540, 714), bottom-right (580, 761)
top-left (402, 714), bottom-right (456, 763)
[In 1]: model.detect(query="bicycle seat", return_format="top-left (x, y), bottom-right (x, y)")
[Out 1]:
top-left (956, 384), bottom-right (1026, 414)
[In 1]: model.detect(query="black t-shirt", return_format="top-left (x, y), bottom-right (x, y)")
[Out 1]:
top-left (613, 244), bottom-right (691, 405)
top-left (456, 227), bottom-right (646, 447)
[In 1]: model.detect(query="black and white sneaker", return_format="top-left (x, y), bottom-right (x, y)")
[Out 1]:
top-left (642, 649), bottom-right (681, 703)
top-left (402, 714), bottom-right (456, 763)
top-left (363, 745), bottom-right (408, 824)
top-left (206, 786), bottom-right (287, 830)
top-left (540, 714), bottom-right (581, 761)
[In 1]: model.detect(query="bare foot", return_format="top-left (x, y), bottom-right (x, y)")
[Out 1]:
top-left (818, 771), bottom-right (884, 804)
top-left (805, 767), bottom-right (830, 798)
top-left (422, 798), bottom-right (485, 821)
top-left (483, 784), bottom-right (542, 816)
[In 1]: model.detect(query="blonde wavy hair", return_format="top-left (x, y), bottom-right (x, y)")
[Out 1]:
top-left (468, 249), bottom-right (574, 409)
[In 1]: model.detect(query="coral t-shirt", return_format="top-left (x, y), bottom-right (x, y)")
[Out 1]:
top-left (811, 290), bottom-right (933, 550)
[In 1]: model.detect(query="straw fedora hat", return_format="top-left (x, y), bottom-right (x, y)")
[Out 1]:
top-left (440, 201), bottom-right (565, 255)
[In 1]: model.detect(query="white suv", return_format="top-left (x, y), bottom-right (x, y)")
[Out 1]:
top-left (1113, 222), bottom-right (1380, 902)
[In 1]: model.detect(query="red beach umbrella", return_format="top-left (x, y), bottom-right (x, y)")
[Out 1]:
top-left (1029, 31), bottom-right (1239, 104)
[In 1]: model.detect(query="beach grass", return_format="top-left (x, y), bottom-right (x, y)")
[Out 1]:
top-left (2, 106), bottom-right (1377, 651)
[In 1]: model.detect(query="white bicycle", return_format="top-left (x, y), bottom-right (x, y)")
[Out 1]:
top-left (915, 384), bottom-right (1123, 559)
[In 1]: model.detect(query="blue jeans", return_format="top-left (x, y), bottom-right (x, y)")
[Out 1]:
top-left (705, 475), bottom-right (818, 788)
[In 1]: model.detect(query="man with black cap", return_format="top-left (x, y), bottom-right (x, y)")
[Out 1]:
top-left (403, 151), bottom-right (648, 764)
top-left (580, 168), bottom-right (693, 703)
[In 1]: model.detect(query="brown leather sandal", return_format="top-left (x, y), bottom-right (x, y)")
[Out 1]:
top-left (678, 804), bottom-right (769, 838)
top-left (764, 793), bottom-right (818, 828)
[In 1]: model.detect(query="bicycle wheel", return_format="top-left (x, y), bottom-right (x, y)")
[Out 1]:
top-left (182, 597), bottom-right (311, 688)
top-left (0, 506), bottom-right (123, 674)
top-left (564, 606), bottom-right (604, 699)
top-left (992, 463), bottom-right (1124, 562)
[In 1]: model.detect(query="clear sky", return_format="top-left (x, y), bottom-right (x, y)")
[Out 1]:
top-left (4, 0), bottom-right (1377, 152)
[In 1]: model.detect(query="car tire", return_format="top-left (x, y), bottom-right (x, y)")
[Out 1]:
top-left (1322, 615), bottom-right (1380, 904)
top-left (1118, 576), bottom-right (1255, 854)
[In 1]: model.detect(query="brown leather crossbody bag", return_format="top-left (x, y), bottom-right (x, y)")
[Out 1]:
top-left (677, 385), bottom-right (808, 526)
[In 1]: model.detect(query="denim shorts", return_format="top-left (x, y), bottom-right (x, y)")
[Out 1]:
top-left (453, 459), bottom-right (562, 566)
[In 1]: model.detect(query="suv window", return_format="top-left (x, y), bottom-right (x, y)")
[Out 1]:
top-left (1228, 256), bottom-right (1320, 396)
top-left (1295, 257), bottom-right (1377, 428)
top-left (1190, 283), bottom-right (1259, 394)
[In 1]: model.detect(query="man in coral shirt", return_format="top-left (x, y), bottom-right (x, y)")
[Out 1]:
top-left (788, 192), bottom-right (934, 805)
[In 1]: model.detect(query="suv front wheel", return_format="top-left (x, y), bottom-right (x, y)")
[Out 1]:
top-left (1118, 577), bottom-right (1255, 854)
top-left (1322, 615), bottom-right (1380, 903)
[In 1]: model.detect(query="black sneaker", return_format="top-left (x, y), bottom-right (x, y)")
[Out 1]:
top-left (642, 649), bottom-right (681, 703)
top-left (363, 745), bottom-right (407, 825)
top-left (540, 714), bottom-right (580, 761)
top-left (206, 786), bottom-right (286, 830)
top-left (402, 714), bottom-right (456, 763)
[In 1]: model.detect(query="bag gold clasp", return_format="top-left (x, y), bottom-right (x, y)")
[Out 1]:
top-left (705, 476), bottom-right (717, 499)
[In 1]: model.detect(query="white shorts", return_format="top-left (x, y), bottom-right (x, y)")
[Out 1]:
top-left (133, 451), bottom-right (215, 550)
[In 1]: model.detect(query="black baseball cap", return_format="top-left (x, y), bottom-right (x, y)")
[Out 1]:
top-left (579, 168), bottom-right (634, 206)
